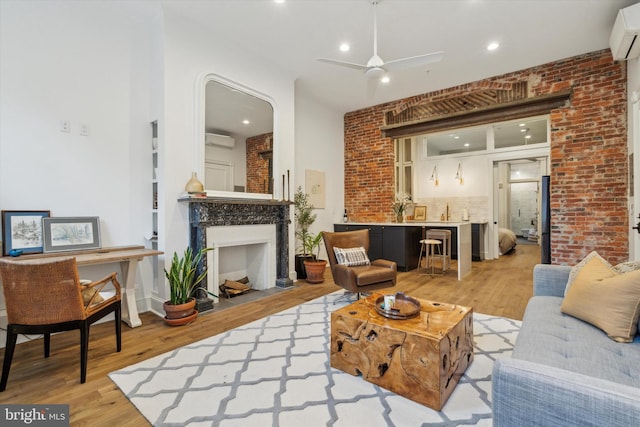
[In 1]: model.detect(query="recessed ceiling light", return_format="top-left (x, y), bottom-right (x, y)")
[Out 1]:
top-left (464, 143), bottom-right (470, 147)
top-left (274, 0), bottom-right (285, 4)
top-left (487, 42), bottom-right (500, 51)
top-left (242, 119), bottom-right (250, 125)
top-left (453, 135), bottom-right (460, 139)
top-left (525, 135), bottom-right (532, 139)
top-left (339, 43), bottom-right (350, 52)
top-left (380, 75), bottom-right (390, 84)
top-left (519, 123), bottom-right (525, 127)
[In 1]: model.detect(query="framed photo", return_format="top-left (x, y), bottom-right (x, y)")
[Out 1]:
top-left (2, 210), bottom-right (51, 256)
top-left (413, 206), bottom-right (427, 221)
top-left (43, 217), bottom-right (101, 253)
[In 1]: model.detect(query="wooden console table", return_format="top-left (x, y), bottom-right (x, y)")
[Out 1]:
top-left (0, 245), bottom-right (162, 328)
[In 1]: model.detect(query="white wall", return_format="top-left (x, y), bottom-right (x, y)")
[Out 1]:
top-left (159, 9), bottom-right (298, 300)
top-left (0, 1), bottom-right (158, 310)
top-left (294, 87), bottom-right (345, 262)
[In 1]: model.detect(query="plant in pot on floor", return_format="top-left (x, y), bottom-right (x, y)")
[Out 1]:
top-left (303, 232), bottom-right (327, 284)
top-left (294, 186), bottom-right (317, 280)
top-left (163, 246), bottom-right (213, 326)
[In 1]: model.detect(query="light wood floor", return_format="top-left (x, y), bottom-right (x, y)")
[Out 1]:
top-left (0, 244), bottom-right (539, 426)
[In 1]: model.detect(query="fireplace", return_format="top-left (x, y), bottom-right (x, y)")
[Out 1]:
top-left (181, 197), bottom-right (293, 312)
top-left (206, 224), bottom-right (276, 294)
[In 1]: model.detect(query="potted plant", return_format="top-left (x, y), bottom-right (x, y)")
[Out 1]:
top-left (294, 186), bottom-right (317, 279)
top-left (303, 232), bottom-right (327, 284)
top-left (392, 192), bottom-right (413, 223)
top-left (163, 246), bottom-right (212, 326)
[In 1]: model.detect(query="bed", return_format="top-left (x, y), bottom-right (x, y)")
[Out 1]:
top-left (499, 228), bottom-right (517, 255)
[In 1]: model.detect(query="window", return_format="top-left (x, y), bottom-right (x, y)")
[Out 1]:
top-left (421, 116), bottom-right (549, 158)
top-left (423, 126), bottom-right (487, 156)
top-left (395, 137), bottom-right (413, 197)
top-left (494, 117), bottom-right (548, 149)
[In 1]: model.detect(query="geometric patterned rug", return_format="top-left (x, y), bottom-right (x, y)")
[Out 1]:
top-left (109, 292), bottom-right (520, 426)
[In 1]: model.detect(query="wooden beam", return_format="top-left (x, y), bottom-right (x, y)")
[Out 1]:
top-left (382, 90), bottom-right (572, 139)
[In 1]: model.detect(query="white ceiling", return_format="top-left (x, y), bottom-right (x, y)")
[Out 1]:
top-left (164, 0), bottom-right (637, 118)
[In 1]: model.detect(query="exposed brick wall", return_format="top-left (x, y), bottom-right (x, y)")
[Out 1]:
top-left (344, 50), bottom-right (628, 265)
top-left (246, 133), bottom-right (273, 194)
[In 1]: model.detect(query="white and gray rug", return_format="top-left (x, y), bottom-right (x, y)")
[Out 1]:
top-left (109, 293), bottom-right (520, 426)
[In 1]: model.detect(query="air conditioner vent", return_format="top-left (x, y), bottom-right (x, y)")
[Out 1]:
top-left (610, 3), bottom-right (640, 60)
top-left (205, 133), bottom-right (235, 148)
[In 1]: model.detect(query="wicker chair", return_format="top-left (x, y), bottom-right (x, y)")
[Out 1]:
top-left (0, 257), bottom-right (122, 391)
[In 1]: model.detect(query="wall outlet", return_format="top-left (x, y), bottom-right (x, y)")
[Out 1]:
top-left (60, 120), bottom-right (70, 133)
top-left (80, 124), bottom-right (89, 136)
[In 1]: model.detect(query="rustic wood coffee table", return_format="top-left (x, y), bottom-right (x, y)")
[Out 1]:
top-left (330, 293), bottom-right (473, 410)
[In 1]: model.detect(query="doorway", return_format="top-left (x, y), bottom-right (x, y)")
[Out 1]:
top-left (510, 180), bottom-right (539, 243)
top-left (495, 157), bottom-right (548, 251)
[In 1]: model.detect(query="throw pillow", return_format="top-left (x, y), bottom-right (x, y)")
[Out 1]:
top-left (561, 263), bottom-right (640, 343)
top-left (333, 247), bottom-right (371, 267)
top-left (564, 251), bottom-right (616, 296)
top-left (613, 260), bottom-right (640, 274)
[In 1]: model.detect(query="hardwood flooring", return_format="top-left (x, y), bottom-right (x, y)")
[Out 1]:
top-left (0, 244), bottom-right (539, 426)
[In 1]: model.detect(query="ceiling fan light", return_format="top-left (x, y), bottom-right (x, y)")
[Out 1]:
top-left (366, 67), bottom-right (385, 79)
top-left (380, 75), bottom-right (390, 84)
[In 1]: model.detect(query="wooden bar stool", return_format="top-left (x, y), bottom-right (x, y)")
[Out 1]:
top-left (418, 238), bottom-right (442, 276)
top-left (426, 229), bottom-right (452, 273)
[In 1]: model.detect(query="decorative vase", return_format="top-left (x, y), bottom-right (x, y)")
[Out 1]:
top-left (397, 214), bottom-right (404, 223)
top-left (303, 259), bottom-right (327, 284)
top-left (185, 172), bottom-right (204, 193)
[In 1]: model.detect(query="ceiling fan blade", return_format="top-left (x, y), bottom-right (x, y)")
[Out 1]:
top-left (383, 51), bottom-right (445, 71)
top-left (366, 75), bottom-right (380, 99)
top-left (316, 58), bottom-right (368, 71)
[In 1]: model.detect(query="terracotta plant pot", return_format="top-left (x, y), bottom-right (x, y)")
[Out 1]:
top-left (295, 254), bottom-right (314, 279)
top-left (163, 298), bottom-right (197, 325)
top-left (303, 259), bottom-right (327, 284)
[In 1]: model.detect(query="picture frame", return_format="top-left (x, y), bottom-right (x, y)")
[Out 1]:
top-left (42, 216), bottom-right (101, 253)
top-left (413, 206), bottom-right (427, 221)
top-left (2, 210), bottom-right (51, 256)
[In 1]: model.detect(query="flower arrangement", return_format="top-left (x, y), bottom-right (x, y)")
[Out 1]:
top-left (392, 192), bottom-right (413, 217)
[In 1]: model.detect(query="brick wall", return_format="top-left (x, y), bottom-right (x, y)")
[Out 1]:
top-left (246, 133), bottom-right (273, 194)
top-left (344, 50), bottom-right (628, 265)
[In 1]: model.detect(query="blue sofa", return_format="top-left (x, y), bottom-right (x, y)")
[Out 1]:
top-left (492, 264), bottom-right (640, 426)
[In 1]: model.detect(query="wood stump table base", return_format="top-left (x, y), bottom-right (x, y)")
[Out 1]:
top-left (330, 294), bottom-right (473, 410)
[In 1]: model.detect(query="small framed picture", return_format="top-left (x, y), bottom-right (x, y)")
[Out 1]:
top-left (413, 206), bottom-right (427, 221)
top-left (43, 216), bottom-right (101, 253)
top-left (2, 210), bottom-right (51, 256)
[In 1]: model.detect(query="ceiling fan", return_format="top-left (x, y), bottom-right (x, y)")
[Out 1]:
top-left (316, 0), bottom-right (444, 81)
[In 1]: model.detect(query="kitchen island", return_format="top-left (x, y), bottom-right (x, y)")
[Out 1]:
top-left (333, 222), bottom-right (472, 280)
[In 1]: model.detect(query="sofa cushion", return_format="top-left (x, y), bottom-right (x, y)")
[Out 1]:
top-left (514, 296), bottom-right (640, 388)
top-left (561, 263), bottom-right (640, 342)
top-left (333, 247), bottom-right (371, 267)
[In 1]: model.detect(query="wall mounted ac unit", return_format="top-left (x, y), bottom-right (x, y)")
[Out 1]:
top-left (610, 2), bottom-right (640, 61)
top-left (205, 133), bottom-right (236, 148)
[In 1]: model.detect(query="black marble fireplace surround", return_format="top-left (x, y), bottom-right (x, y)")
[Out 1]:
top-left (180, 197), bottom-right (293, 312)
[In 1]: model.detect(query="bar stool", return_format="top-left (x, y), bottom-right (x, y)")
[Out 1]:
top-left (417, 238), bottom-right (442, 276)
top-left (426, 229), bottom-right (452, 273)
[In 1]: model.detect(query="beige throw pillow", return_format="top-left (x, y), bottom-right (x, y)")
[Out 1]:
top-left (561, 256), bottom-right (640, 342)
top-left (564, 251), bottom-right (616, 296)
